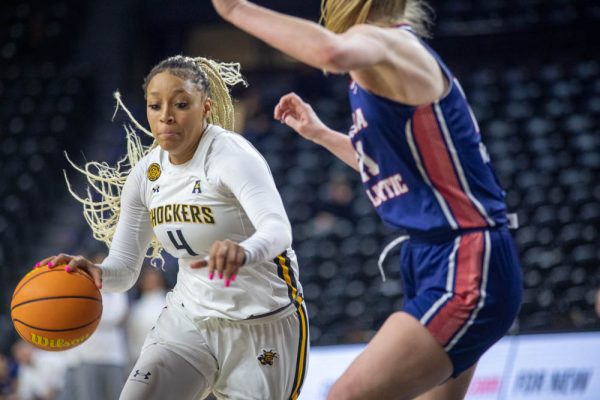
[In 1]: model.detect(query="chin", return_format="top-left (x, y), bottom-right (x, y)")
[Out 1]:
top-left (157, 140), bottom-right (178, 151)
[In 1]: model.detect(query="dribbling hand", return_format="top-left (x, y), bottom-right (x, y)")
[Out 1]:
top-left (190, 239), bottom-right (245, 287)
top-left (274, 92), bottom-right (329, 143)
top-left (34, 254), bottom-right (103, 289)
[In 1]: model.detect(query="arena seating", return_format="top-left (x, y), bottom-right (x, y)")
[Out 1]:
top-left (0, 0), bottom-right (91, 350)
top-left (244, 58), bottom-right (600, 344)
top-left (429, 0), bottom-right (600, 35)
top-left (1, 0), bottom-right (598, 352)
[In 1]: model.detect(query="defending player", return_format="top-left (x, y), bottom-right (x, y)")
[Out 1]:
top-left (211, 1), bottom-right (523, 399)
top-left (37, 56), bottom-right (308, 400)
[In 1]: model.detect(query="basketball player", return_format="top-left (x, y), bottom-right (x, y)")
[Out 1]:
top-left (37, 56), bottom-right (308, 400)
top-left (211, 1), bottom-right (523, 399)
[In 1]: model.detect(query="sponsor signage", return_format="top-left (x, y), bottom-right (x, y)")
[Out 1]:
top-left (300, 332), bottom-right (600, 400)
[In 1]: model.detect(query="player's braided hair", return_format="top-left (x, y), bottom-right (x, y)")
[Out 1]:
top-left (65, 56), bottom-right (246, 267)
top-left (320, 0), bottom-right (432, 38)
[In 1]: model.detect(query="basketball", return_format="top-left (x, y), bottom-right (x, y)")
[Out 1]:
top-left (10, 265), bottom-right (103, 351)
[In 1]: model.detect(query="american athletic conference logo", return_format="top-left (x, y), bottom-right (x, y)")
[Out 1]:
top-left (147, 163), bottom-right (161, 181)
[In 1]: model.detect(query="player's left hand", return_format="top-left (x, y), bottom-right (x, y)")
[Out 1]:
top-left (211, 0), bottom-right (246, 19)
top-left (190, 239), bottom-right (246, 287)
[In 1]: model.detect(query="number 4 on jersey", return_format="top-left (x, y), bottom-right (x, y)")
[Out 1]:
top-left (167, 229), bottom-right (198, 256)
top-left (355, 140), bottom-right (380, 182)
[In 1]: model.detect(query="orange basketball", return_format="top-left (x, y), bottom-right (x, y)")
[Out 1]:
top-left (10, 264), bottom-right (103, 351)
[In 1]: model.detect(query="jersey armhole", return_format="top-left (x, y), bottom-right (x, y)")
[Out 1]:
top-left (396, 25), bottom-right (454, 102)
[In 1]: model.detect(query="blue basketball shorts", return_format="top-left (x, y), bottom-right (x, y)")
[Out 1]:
top-left (399, 227), bottom-right (523, 377)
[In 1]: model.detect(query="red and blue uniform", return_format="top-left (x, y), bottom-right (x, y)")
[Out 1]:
top-left (348, 26), bottom-right (523, 376)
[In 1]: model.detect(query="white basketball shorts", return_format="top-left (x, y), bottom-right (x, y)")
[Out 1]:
top-left (124, 293), bottom-right (309, 400)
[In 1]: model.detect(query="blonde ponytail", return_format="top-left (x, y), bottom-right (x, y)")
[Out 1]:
top-left (321, 0), bottom-right (432, 38)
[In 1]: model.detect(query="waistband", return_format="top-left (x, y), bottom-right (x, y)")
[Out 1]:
top-left (406, 213), bottom-right (518, 244)
top-left (406, 225), bottom-right (510, 245)
top-left (378, 215), bottom-right (518, 281)
top-left (202, 302), bottom-right (298, 327)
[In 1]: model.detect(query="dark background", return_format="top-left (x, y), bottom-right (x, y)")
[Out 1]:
top-left (1, 0), bottom-right (599, 354)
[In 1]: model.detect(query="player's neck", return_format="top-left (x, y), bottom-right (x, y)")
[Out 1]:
top-left (168, 124), bottom-right (209, 165)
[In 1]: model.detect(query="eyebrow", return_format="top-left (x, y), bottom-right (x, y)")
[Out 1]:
top-left (148, 89), bottom-right (187, 96)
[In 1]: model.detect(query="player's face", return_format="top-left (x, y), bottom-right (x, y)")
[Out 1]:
top-left (146, 72), bottom-right (212, 165)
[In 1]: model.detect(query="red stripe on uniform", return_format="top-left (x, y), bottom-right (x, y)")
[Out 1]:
top-left (426, 232), bottom-right (484, 346)
top-left (412, 105), bottom-right (486, 228)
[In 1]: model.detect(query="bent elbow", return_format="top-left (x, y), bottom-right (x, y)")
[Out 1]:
top-left (270, 216), bottom-right (292, 251)
top-left (281, 226), bottom-right (293, 250)
top-left (277, 217), bottom-right (293, 251)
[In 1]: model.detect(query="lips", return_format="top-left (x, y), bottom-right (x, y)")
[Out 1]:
top-left (158, 131), bottom-right (180, 138)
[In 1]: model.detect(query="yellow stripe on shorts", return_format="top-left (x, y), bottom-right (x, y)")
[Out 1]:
top-left (290, 303), bottom-right (308, 400)
top-left (274, 252), bottom-right (308, 399)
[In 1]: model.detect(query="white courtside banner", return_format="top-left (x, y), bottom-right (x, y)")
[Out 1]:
top-left (300, 332), bottom-right (600, 400)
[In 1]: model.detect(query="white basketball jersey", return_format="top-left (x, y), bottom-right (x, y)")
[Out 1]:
top-left (102, 125), bottom-right (302, 320)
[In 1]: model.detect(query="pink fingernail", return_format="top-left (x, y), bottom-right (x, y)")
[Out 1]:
top-left (225, 279), bottom-right (230, 287)
top-left (65, 266), bottom-right (71, 272)
top-left (231, 275), bottom-right (236, 282)
top-left (218, 272), bottom-right (223, 280)
top-left (48, 262), bottom-right (54, 268)
top-left (209, 272), bottom-right (214, 280)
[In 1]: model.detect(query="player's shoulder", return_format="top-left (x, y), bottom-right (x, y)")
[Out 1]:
top-left (128, 145), bottom-right (162, 179)
top-left (209, 125), bottom-right (259, 158)
top-left (204, 125), bottom-right (270, 178)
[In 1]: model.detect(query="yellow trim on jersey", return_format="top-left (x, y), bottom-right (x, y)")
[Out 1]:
top-left (275, 254), bottom-right (298, 302)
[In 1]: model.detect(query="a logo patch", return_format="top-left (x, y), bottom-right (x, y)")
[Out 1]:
top-left (257, 349), bottom-right (278, 366)
top-left (30, 333), bottom-right (90, 349)
top-left (147, 163), bottom-right (161, 181)
top-left (133, 370), bottom-right (152, 380)
top-left (192, 180), bottom-right (201, 194)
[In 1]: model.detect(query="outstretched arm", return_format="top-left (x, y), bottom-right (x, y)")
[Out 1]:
top-left (274, 92), bottom-right (358, 171)
top-left (212, 1), bottom-right (446, 104)
top-left (211, 0), bottom-right (389, 73)
top-left (37, 165), bottom-right (153, 292)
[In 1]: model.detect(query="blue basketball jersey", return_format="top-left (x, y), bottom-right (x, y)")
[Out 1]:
top-left (348, 27), bottom-right (508, 234)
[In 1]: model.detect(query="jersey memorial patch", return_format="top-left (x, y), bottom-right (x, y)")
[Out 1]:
top-left (147, 163), bottom-right (161, 181)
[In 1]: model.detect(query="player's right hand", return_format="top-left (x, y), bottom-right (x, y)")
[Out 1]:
top-left (190, 239), bottom-right (245, 287)
top-left (274, 92), bottom-right (329, 143)
top-left (35, 254), bottom-right (103, 290)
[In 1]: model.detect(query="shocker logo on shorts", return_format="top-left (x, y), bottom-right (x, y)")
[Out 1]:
top-left (147, 163), bottom-right (161, 181)
top-left (257, 349), bottom-right (279, 366)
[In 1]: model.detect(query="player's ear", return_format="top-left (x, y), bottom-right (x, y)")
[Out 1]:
top-left (203, 97), bottom-right (212, 117)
